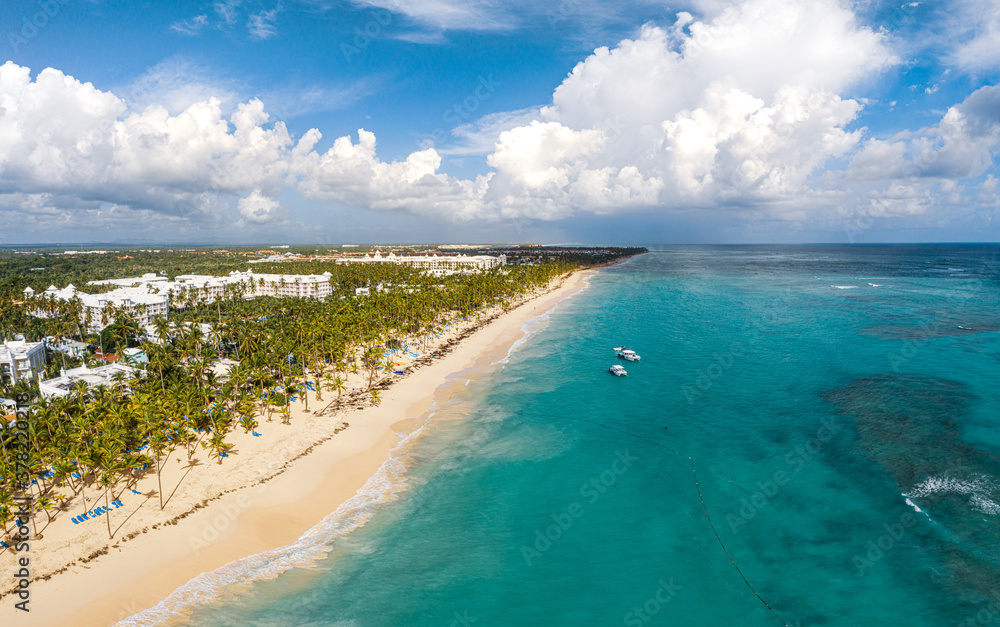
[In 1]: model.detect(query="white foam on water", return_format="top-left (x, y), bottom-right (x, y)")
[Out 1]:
top-left (868, 283), bottom-right (881, 287)
top-left (831, 285), bottom-right (858, 289)
top-left (117, 275), bottom-right (596, 625)
top-left (905, 475), bottom-right (986, 498)
top-left (116, 407), bottom-right (440, 626)
top-left (501, 276), bottom-right (591, 364)
top-left (904, 497), bottom-right (923, 513)
top-left (970, 494), bottom-right (1000, 516)
top-left (903, 475), bottom-right (1000, 517)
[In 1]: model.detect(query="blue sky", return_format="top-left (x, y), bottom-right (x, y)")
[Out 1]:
top-left (0, 0), bottom-right (998, 244)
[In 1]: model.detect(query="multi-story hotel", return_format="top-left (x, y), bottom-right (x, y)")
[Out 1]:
top-left (327, 251), bottom-right (506, 276)
top-left (170, 270), bottom-right (333, 302)
top-left (0, 339), bottom-right (47, 385)
top-left (240, 271), bottom-right (334, 299)
top-left (25, 284), bottom-right (170, 332)
top-left (25, 270), bottom-right (333, 331)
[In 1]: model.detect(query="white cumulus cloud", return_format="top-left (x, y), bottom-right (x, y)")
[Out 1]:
top-left (237, 189), bottom-right (287, 223)
top-left (4, 0), bottom-right (997, 239)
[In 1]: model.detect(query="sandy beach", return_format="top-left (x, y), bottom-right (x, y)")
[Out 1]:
top-left (3, 269), bottom-right (592, 626)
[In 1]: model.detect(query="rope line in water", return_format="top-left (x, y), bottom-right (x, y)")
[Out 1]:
top-left (689, 461), bottom-right (789, 627)
top-left (548, 412), bottom-right (789, 627)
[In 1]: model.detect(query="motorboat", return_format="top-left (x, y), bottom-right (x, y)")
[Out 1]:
top-left (612, 346), bottom-right (625, 351)
top-left (609, 364), bottom-right (627, 376)
top-left (617, 349), bottom-right (641, 362)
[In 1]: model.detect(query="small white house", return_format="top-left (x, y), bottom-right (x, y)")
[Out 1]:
top-left (38, 364), bottom-right (136, 398)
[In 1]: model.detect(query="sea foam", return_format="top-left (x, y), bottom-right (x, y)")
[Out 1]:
top-left (116, 411), bottom-right (437, 626)
top-left (903, 475), bottom-right (1000, 516)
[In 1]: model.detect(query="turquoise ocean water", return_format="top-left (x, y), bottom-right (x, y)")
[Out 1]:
top-left (130, 246), bottom-right (1000, 626)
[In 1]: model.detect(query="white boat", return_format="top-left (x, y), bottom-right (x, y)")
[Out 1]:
top-left (612, 346), bottom-right (625, 351)
top-left (609, 364), bottom-right (627, 376)
top-left (617, 349), bottom-right (641, 362)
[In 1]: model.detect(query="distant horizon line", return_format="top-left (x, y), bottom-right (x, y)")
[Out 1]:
top-left (1, 242), bottom-right (999, 250)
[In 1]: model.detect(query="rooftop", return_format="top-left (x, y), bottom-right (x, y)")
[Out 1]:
top-left (39, 363), bottom-right (136, 396)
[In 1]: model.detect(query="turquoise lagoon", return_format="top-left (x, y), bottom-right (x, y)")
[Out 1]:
top-left (128, 246), bottom-right (1000, 626)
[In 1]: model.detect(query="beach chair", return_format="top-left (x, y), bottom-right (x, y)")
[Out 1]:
top-left (72, 518), bottom-right (79, 524)
top-left (252, 431), bottom-right (261, 437)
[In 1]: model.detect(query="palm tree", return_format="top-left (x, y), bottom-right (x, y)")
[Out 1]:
top-left (332, 375), bottom-right (346, 397)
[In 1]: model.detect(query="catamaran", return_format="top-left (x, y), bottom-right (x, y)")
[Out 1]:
top-left (609, 364), bottom-right (627, 376)
top-left (617, 349), bottom-right (641, 362)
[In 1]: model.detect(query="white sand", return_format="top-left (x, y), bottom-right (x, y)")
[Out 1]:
top-left (2, 269), bottom-right (592, 626)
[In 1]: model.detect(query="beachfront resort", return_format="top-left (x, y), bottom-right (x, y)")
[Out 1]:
top-left (0, 245), bottom-right (644, 623)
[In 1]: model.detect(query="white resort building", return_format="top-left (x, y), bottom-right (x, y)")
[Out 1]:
top-left (141, 321), bottom-right (214, 345)
top-left (331, 251), bottom-right (505, 276)
top-left (38, 363), bottom-right (136, 398)
top-left (25, 283), bottom-right (169, 332)
top-left (0, 340), bottom-right (47, 385)
top-left (241, 271), bottom-right (333, 299)
top-left (26, 271), bottom-right (333, 331)
top-left (170, 271), bottom-right (333, 302)
top-left (87, 272), bottom-right (170, 289)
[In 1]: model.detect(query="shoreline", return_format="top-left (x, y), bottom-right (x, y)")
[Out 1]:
top-left (11, 268), bottom-right (595, 626)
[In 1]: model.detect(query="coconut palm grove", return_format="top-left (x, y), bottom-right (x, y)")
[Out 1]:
top-left (0, 246), bottom-right (642, 547)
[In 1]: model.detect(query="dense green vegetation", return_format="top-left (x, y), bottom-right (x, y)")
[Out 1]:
top-left (0, 246), bottom-right (643, 547)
